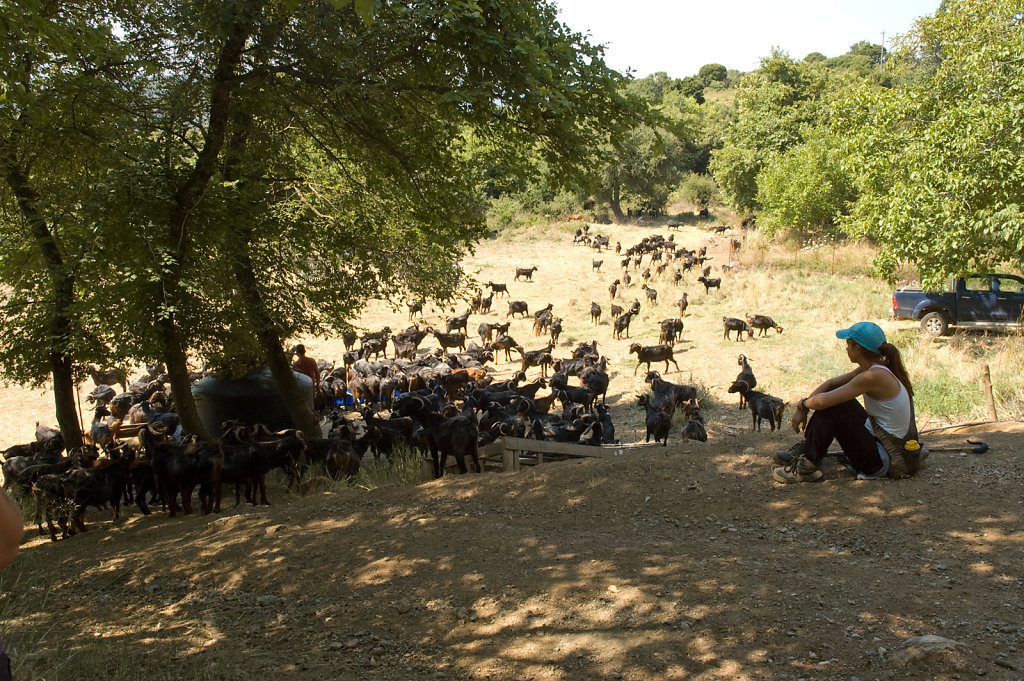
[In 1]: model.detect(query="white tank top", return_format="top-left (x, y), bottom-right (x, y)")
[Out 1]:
top-left (862, 364), bottom-right (912, 438)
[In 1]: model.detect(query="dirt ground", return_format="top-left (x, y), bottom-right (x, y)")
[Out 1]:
top-left (2, 222), bottom-right (1023, 680)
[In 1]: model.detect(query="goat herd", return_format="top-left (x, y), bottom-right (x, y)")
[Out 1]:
top-left (1, 222), bottom-right (792, 543)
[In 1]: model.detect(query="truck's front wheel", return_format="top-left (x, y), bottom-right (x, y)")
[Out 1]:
top-left (920, 312), bottom-right (950, 337)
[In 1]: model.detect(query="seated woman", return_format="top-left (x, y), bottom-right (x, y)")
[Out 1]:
top-left (774, 321), bottom-right (921, 483)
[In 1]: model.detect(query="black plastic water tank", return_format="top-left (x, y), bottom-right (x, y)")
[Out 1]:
top-left (192, 368), bottom-right (313, 438)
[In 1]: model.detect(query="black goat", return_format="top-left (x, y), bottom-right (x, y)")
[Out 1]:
top-left (723, 317), bottom-right (753, 341)
top-left (747, 314), bottom-right (783, 336)
top-left (728, 354), bottom-right (757, 409)
top-left (629, 343), bottom-right (679, 376)
top-left (637, 394), bottom-right (671, 446)
top-left (426, 328), bottom-right (467, 354)
top-left (697, 276), bottom-right (721, 293)
top-left (445, 309), bottom-right (472, 334)
top-left (514, 266), bottom-right (538, 281)
top-left (659, 318), bottom-right (683, 345)
top-left (590, 302), bottom-right (601, 325)
top-left (612, 311), bottom-right (635, 340)
top-left (732, 383), bottom-right (786, 431)
top-left (507, 300), bottom-right (529, 318)
top-left (487, 281), bottom-right (509, 297)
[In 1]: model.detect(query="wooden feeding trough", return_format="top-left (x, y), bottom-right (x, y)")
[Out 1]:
top-left (420, 437), bottom-right (663, 479)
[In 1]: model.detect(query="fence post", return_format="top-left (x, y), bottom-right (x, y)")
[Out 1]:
top-left (982, 364), bottom-right (998, 421)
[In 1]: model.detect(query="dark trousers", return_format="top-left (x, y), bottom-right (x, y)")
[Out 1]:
top-left (803, 400), bottom-right (884, 476)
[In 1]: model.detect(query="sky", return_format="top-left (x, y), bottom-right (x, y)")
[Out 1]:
top-left (553, 0), bottom-right (942, 78)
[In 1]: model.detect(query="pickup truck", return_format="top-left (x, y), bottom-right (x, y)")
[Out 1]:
top-left (892, 273), bottom-right (1024, 336)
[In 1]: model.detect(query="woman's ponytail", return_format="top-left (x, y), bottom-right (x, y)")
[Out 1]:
top-left (878, 342), bottom-right (913, 397)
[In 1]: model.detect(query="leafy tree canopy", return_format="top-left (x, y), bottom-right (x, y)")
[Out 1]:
top-left (698, 63), bottom-right (728, 84)
top-left (836, 0), bottom-right (1024, 286)
top-left (709, 50), bottom-right (828, 211)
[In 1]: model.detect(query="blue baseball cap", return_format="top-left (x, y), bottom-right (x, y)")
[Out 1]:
top-left (836, 321), bottom-right (886, 353)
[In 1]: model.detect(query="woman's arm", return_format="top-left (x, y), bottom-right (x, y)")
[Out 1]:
top-left (791, 366), bottom-right (870, 432)
top-left (0, 488), bottom-right (23, 570)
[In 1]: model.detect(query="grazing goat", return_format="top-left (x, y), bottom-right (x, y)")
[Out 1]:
top-left (507, 300), bottom-right (529, 318)
top-left (590, 302), bottom-right (601, 325)
top-left (697, 275), bottom-right (721, 293)
top-left (610, 303), bottom-right (624, 319)
top-left (637, 394), bottom-right (671, 446)
top-left (629, 343), bottom-right (679, 375)
top-left (612, 311), bottom-right (635, 340)
top-left (677, 293), bottom-right (689, 317)
top-left (479, 293), bottom-right (493, 313)
top-left (489, 334), bottom-right (521, 362)
top-left (672, 269), bottom-right (683, 286)
top-left (592, 260), bottom-right (603, 272)
top-left (609, 279), bottom-right (619, 299)
top-left (746, 314), bottom-right (783, 336)
top-left (514, 266), bottom-right (538, 281)
top-left (622, 271), bottom-right (632, 288)
top-left (723, 317), bottom-right (753, 341)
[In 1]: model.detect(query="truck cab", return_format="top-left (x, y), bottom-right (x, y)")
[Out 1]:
top-left (892, 273), bottom-right (1024, 336)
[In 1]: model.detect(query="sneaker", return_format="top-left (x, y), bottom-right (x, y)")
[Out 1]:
top-left (773, 440), bottom-right (806, 466)
top-left (773, 456), bottom-right (824, 484)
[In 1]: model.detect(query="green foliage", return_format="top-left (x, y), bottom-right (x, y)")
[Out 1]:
top-left (847, 40), bottom-right (886, 64)
top-left (677, 76), bottom-right (705, 104)
top-left (835, 0), bottom-right (1024, 287)
top-left (674, 172), bottom-right (718, 211)
top-left (593, 77), bottom-right (701, 218)
top-left (709, 50), bottom-right (829, 211)
top-left (804, 52), bottom-right (827, 64)
top-left (1, 0), bottom-right (646, 402)
top-left (755, 131), bottom-right (856, 241)
top-left (698, 63), bottom-right (728, 85)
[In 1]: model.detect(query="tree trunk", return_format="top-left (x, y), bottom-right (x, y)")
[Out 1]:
top-left (610, 182), bottom-right (624, 222)
top-left (229, 222), bottom-right (322, 439)
top-left (217, 42), bottom-right (321, 440)
top-left (3, 164), bottom-right (85, 449)
top-left (50, 335), bottom-right (83, 451)
top-left (154, 12), bottom-right (252, 439)
top-left (157, 318), bottom-right (210, 440)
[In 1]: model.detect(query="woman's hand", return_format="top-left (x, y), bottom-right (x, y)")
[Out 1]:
top-left (791, 403), bottom-right (808, 433)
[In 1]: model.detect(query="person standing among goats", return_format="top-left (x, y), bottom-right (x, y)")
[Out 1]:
top-left (290, 344), bottom-right (320, 390)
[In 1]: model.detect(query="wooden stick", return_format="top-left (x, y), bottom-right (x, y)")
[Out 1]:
top-left (920, 419), bottom-right (1024, 435)
top-left (983, 364), bottom-right (998, 421)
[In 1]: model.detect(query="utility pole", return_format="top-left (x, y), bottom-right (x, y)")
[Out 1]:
top-left (880, 31), bottom-right (885, 71)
